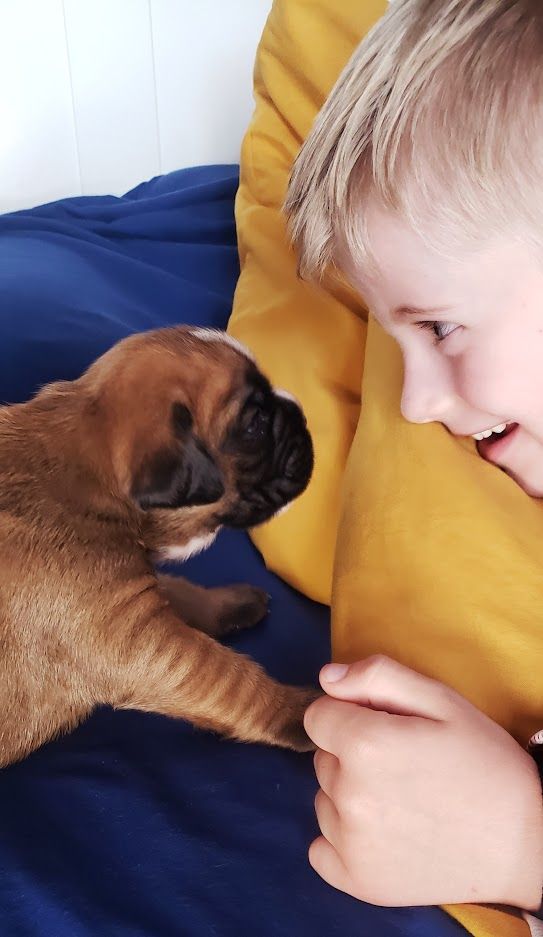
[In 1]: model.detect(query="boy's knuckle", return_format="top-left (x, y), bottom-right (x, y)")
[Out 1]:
top-left (354, 654), bottom-right (393, 687)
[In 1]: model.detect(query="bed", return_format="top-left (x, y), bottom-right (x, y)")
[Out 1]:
top-left (0, 165), bottom-right (469, 936)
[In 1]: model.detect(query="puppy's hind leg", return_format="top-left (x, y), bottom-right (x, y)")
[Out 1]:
top-left (157, 574), bottom-right (269, 638)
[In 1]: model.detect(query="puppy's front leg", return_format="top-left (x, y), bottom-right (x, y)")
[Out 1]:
top-left (157, 574), bottom-right (268, 637)
top-left (114, 607), bottom-right (317, 751)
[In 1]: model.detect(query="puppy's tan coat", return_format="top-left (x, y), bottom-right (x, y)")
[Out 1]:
top-left (0, 327), bottom-right (317, 766)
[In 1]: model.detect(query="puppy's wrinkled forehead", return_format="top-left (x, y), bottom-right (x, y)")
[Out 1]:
top-left (176, 329), bottom-right (273, 436)
top-left (189, 328), bottom-right (255, 365)
top-left (183, 329), bottom-right (268, 422)
top-left (86, 326), bottom-right (269, 434)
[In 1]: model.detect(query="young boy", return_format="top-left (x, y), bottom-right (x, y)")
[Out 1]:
top-left (285, 0), bottom-right (543, 924)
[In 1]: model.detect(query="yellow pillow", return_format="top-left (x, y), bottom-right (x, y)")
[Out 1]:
top-left (229, 2), bottom-right (540, 934)
top-left (229, 1), bottom-right (372, 605)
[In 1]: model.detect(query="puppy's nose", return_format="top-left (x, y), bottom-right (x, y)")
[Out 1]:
top-left (274, 387), bottom-right (307, 426)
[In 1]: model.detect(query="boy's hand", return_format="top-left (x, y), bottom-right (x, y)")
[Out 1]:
top-left (304, 656), bottom-right (543, 910)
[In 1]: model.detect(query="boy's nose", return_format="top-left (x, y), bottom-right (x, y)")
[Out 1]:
top-left (400, 356), bottom-right (455, 425)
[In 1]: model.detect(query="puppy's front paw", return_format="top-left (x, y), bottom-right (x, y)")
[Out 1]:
top-left (274, 687), bottom-right (322, 753)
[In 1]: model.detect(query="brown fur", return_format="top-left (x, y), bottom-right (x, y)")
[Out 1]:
top-left (0, 328), bottom-right (318, 767)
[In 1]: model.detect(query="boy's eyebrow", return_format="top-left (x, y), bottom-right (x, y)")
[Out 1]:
top-left (393, 305), bottom-right (452, 318)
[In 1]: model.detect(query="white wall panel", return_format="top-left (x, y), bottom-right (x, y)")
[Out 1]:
top-left (0, 0), bottom-right (80, 212)
top-left (0, 0), bottom-right (273, 213)
top-left (63, 0), bottom-right (160, 197)
top-left (150, 0), bottom-right (271, 171)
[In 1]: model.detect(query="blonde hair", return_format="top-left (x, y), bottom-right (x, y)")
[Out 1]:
top-left (285, 0), bottom-right (543, 280)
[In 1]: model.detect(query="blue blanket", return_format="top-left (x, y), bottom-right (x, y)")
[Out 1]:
top-left (0, 167), bottom-right (467, 937)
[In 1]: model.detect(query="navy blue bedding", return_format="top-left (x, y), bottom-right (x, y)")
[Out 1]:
top-left (0, 167), bottom-right (467, 936)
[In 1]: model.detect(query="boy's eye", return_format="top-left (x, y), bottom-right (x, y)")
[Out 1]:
top-left (417, 320), bottom-right (458, 343)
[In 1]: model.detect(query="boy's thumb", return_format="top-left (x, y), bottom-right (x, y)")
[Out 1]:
top-left (319, 656), bottom-right (452, 719)
top-left (320, 663), bottom-right (350, 684)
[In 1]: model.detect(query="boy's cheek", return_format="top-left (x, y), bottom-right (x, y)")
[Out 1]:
top-left (458, 354), bottom-right (526, 420)
top-left (457, 374), bottom-right (506, 417)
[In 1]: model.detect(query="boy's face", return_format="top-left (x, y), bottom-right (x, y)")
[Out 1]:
top-left (341, 201), bottom-right (543, 497)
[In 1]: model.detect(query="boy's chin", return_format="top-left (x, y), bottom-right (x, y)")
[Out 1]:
top-left (495, 439), bottom-right (543, 498)
top-left (505, 469), bottom-right (543, 499)
top-left (476, 424), bottom-right (543, 498)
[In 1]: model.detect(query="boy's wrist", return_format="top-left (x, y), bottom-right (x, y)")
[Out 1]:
top-left (508, 741), bottom-right (543, 912)
top-left (520, 733), bottom-right (543, 914)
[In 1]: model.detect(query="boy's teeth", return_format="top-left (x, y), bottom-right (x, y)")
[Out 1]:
top-left (472, 422), bottom-right (507, 441)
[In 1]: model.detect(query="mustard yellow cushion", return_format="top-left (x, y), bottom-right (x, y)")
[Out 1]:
top-left (228, 1), bottom-right (373, 605)
top-left (229, 2), bottom-right (540, 934)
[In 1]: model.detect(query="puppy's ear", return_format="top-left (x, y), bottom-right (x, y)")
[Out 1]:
top-left (131, 403), bottom-right (224, 510)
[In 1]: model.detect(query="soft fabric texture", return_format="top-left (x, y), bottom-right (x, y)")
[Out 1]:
top-left (0, 168), bottom-right (468, 937)
top-left (228, 2), bottom-right (542, 934)
top-left (228, 1), bottom-right (371, 605)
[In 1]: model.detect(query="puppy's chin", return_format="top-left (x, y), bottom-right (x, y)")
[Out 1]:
top-left (153, 530), bottom-right (219, 564)
top-left (139, 503), bottom-right (223, 561)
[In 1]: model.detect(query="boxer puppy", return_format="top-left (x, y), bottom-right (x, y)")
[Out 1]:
top-left (0, 326), bottom-right (317, 767)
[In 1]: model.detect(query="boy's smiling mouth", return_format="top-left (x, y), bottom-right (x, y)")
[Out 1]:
top-left (471, 422), bottom-right (511, 441)
top-left (472, 422), bottom-right (519, 465)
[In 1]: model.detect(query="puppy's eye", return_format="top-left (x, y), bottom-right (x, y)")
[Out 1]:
top-left (244, 407), bottom-right (270, 440)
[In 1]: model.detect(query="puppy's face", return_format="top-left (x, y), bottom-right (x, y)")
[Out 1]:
top-left (85, 327), bottom-right (313, 556)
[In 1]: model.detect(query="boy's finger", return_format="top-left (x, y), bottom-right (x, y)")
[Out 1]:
top-left (313, 748), bottom-right (339, 798)
top-left (304, 696), bottom-right (364, 754)
top-left (308, 836), bottom-right (354, 896)
top-left (314, 788), bottom-right (340, 849)
top-left (319, 655), bottom-right (455, 720)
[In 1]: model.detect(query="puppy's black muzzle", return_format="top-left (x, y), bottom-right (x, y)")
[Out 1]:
top-left (219, 395), bottom-right (313, 529)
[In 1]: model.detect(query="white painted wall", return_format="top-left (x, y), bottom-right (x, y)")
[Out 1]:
top-left (0, 0), bottom-right (271, 213)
